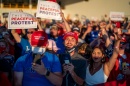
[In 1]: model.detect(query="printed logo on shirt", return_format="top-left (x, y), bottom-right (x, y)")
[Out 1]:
top-left (26, 46), bottom-right (30, 51)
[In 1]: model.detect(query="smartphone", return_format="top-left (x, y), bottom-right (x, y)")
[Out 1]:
top-left (63, 53), bottom-right (71, 65)
top-left (64, 59), bottom-right (70, 64)
top-left (33, 54), bottom-right (41, 65)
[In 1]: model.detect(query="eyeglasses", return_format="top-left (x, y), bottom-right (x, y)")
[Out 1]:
top-left (27, 31), bottom-right (34, 34)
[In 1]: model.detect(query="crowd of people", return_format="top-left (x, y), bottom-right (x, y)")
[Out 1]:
top-left (0, 9), bottom-right (130, 86)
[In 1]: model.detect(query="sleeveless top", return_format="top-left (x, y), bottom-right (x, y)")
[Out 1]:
top-left (85, 65), bottom-right (108, 86)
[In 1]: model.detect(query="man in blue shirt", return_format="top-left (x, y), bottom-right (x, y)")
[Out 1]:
top-left (13, 31), bottom-right (62, 86)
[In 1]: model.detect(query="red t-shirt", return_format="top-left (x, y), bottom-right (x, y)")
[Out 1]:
top-left (108, 52), bottom-right (130, 81)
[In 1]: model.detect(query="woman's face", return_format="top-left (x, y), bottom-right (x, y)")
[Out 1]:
top-left (92, 48), bottom-right (104, 62)
top-left (27, 29), bottom-right (35, 41)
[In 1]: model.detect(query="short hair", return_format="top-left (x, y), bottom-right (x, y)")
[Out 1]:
top-left (51, 24), bottom-right (58, 30)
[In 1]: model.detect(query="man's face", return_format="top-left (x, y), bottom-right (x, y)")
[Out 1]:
top-left (64, 36), bottom-right (77, 49)
top-left (50, 28), bottom-right (58, 37)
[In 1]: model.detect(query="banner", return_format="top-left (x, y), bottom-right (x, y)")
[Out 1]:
top-left (110, 12), bottom-right (124, 21)
top-left (8, 12), bottom-right (37, 29)
top-left (36, 1), bottom-right (61, 20)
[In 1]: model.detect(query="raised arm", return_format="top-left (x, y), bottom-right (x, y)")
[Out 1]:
top-left (60, 10), bottom-right (71, 32)
top-left (101, 28), bottom-right (111, 47)
top-left (33, 18), bottom-right (43, 31)
top-left (81, 27), bottom-right (92, 40)
top-left (37, 20), bottom-right (43, 31)
top-left (89, 37), bottom-right (99, 47)
top-left (126, 22), bottom-right (130, 30)
top-left (11, 29), bottom-right (21, 43)
top-left (105, 34), bottom-right (120, 74)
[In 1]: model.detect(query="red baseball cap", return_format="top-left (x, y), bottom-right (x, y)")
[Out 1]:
top-left (63, 32), bottom-right (78, 41)
top-left (31, 31), bottom-right (48, 47)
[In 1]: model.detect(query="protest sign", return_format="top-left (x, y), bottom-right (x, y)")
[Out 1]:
top-left (8, 12), bottom-right (37, 29)
top-left (36, 1), bottom-right (61, 20)
top-left (110, 12), bottom-right (124, 21)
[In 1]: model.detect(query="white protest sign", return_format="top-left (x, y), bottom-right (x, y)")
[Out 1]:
top-left (36, 1), bottom-right (61, 20)
top-left (8, 12), bottom-right (37, 29)
top-left (110, 12), bottom-right (124, 21)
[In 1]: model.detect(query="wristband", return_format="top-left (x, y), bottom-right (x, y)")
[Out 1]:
top-left (45, 70), bottom-right (50, 76)
top-left (115, 46), bottom-right (119, 49)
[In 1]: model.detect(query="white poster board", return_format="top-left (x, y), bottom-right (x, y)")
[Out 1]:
top-left (36, 1), bottom-right (61, 20)
top-left (8, 12), bottom-right (37, 29)
top-left (110, 12), bottom-right (124, 21)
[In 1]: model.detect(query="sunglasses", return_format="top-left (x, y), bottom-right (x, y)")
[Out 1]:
top-left (27, 31), bottom-right (34, 34)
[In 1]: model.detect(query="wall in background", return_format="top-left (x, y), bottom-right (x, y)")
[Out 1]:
top-left (62, 0), bottom-right (130, 20)
top-left (0, 0), bottom-right (130, 21)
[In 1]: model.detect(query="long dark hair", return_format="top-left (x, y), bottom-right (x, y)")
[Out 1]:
top-left (89, 46), bottom-right (106, 70)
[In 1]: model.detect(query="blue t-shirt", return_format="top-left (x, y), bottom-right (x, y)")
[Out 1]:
top-left (17, 38), bottom-right (31, 55)
top-left (48, 35), bottom-right (65, 54)
top-left (13, 52), bottom-right (62, 86)
top-left (89, 30), bottom-right (99, 43)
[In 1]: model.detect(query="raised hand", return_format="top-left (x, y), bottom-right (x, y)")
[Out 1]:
top-left (85, 27), bottom-right (92, 34)
top-left (113, 33), bottom-right (121, 41)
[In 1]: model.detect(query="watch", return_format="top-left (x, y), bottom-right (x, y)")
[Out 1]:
top-left (45, 70), bottom-right (50, 76)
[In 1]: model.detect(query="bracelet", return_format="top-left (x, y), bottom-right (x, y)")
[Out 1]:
top-left (45, 70), bottom-right (50, 76)
top-left (115, 46), bottom-right (119, 49)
